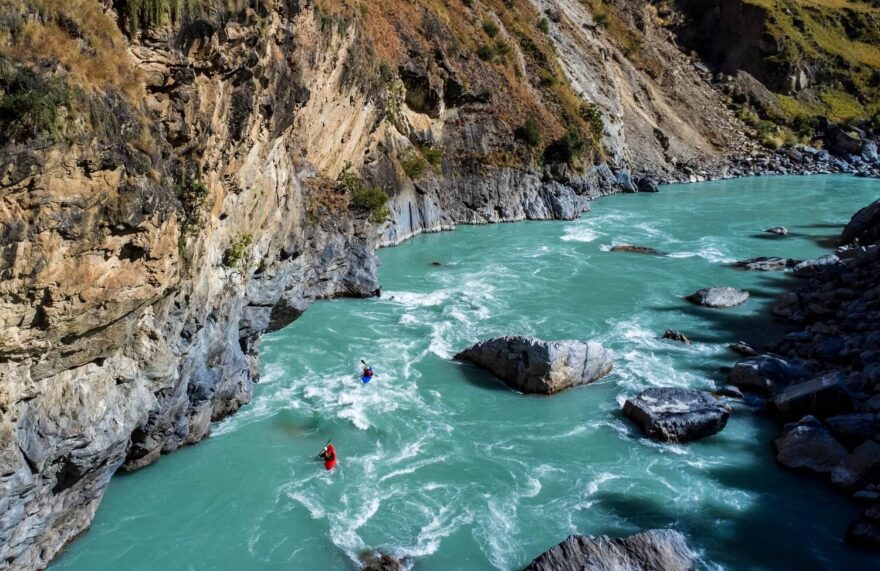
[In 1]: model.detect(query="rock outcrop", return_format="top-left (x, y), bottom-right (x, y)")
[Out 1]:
top-left (623, 387), bottom-right (731, 443)
top-left (454, 336), bottom-right (613, 394)
top-left (524, 530), bottom-right (695, 571)
top-left (686, 286), bottom-right (750, 308)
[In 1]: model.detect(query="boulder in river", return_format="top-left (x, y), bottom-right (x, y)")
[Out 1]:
top-left (359, 551), bottom-right (403, 571)
top-left (524, 529), bottom-right (695, 571)
top-left (609, 243), bottom-right (668, 256)
top-left (454, 336), bottom-right (613, 394)
top-left (662, 329), bottom-right (690, 344)
top-left (728, 354), bottom-right (810, 394)
top-left (623, 387), bottom-right (730, 443)
top-left (728, 341), bottom-right (758, 357)
top-left (774, 416), bottom-right (847, 474)
top-left (765, 226), bottom-right (789, 236)
top-left (731, 257), bottom-right (799, 271)
top-left (686, 286), bottom-right (749, 308)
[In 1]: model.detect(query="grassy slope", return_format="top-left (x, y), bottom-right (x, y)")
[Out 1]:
top-left (741, 0), bottom-right (880, 122)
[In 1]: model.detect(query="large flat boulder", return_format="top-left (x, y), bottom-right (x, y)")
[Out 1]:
top-left (454, 336), bottom-right (613, 394)
top-left (524, 530), bottom-right (695, 571)
top-left (623, 388), bottom-right (730, 443)
top-left (774, 416), bottom-right (847, 474)
top-left (686, 287), bottom-right (749, 308)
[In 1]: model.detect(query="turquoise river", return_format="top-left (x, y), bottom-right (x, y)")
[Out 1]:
top-left (54, 176), bottom-right (880, 570)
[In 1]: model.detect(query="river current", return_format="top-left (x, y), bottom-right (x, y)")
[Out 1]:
top-left (54, 176), bottom-right (880, 570)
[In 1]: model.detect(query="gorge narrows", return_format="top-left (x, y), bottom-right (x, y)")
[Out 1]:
top-left (52, 176), bottom-right (880, 570)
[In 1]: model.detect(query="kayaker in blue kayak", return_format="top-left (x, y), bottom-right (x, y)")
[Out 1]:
top-left (360, 359), bottom-right (374, 384)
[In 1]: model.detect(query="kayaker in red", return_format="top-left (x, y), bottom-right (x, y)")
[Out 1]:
top-left (319, 443), bottom-right (337, 471)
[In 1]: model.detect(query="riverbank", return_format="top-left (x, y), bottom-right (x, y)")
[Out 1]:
top-left (728, 196), bottom-right (880, 549)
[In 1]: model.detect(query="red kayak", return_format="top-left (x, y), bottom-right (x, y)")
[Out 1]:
top-left (322, 444), bottom-right (337, 471)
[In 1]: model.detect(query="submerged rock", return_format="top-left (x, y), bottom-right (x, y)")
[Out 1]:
top-left (728, 341), bottom-right (758, 357)
top-left (686, 286), bottom-right (749, 308)
top-left (609, 243), bottom-right (668, 256)
top-left (765, 226), bottom-right (789, 236)
top-left (732, 256), bottom-right (799, 271)
top-left (524, 529), bottom-right (695, 571)
top-left (774, 416), bottom-right (847, 474)
top-left (454, 336), bottom-right (613, 394)
top-left (662, 329), bottom-right (690, 344)
top-left (623, 387), bottom-right (730, 443)
top-left (359, 551), bottom-right (403, 571)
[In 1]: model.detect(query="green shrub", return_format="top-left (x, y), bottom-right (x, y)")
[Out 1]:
top-left (419, 145), bottom-right (444, 170)
top-left (594, 13), bottom-right (610, 28)
top-left (400, 150), bottom-right (430, 179)
top-left (351, 186), bottom-right (390, 223)
top-left (579, 102), bottom-right (604, 140)
top-left (483, 20), bottom-right (500, 38)
top-left (493, 39), bottom-right (512, 58)
top-left (514, 117), bottom-right (541, 147)
top-left (223, 234), bottom-right (252, 270)
top-left (0, 61), bottom-right (69, 144)
top-left (337, 162), bottom-right (390, 223)
top-left (543, 129), bottom-right (588, 164)
top-left (538, 18), bottom-right (550, 34)
top-left (476, 44), bottom-right (495, 61)
top-left (175, 172), bottom-right (210, 234)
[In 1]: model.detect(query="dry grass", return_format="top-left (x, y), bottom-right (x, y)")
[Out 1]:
top-left (0, 0), bottom-right (143, 100)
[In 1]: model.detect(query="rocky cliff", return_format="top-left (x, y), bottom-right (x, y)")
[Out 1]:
top-left (0, 1), bottom-right (864, 569)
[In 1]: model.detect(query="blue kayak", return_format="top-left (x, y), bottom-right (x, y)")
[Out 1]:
top-left (361, 376), bottom-right (371, 384)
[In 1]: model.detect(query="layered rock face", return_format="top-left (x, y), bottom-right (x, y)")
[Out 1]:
top-left (455, 336), bottom-right (614, 394)
top-left (0, 0), bottom-right (814, 568)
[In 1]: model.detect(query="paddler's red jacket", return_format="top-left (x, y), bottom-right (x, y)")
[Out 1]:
top-left (322, 444), bottom-right (337, 470)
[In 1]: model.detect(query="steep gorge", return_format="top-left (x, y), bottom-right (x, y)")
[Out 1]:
top-left (0, 0), bottom-right (860, 568)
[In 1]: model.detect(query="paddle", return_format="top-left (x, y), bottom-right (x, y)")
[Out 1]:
top-left (317, 439), bottom-right (331, 459)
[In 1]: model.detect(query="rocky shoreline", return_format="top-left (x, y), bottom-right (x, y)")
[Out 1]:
top-left (725, 197), bottom-right (880, 549)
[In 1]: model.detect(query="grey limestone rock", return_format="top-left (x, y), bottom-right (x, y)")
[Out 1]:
top-left (623, 387), bottom-right (731, 443)
top-left (454, 336), bottom-right (613, 394)
top-left (524, 530), bottom-right (695, 571)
